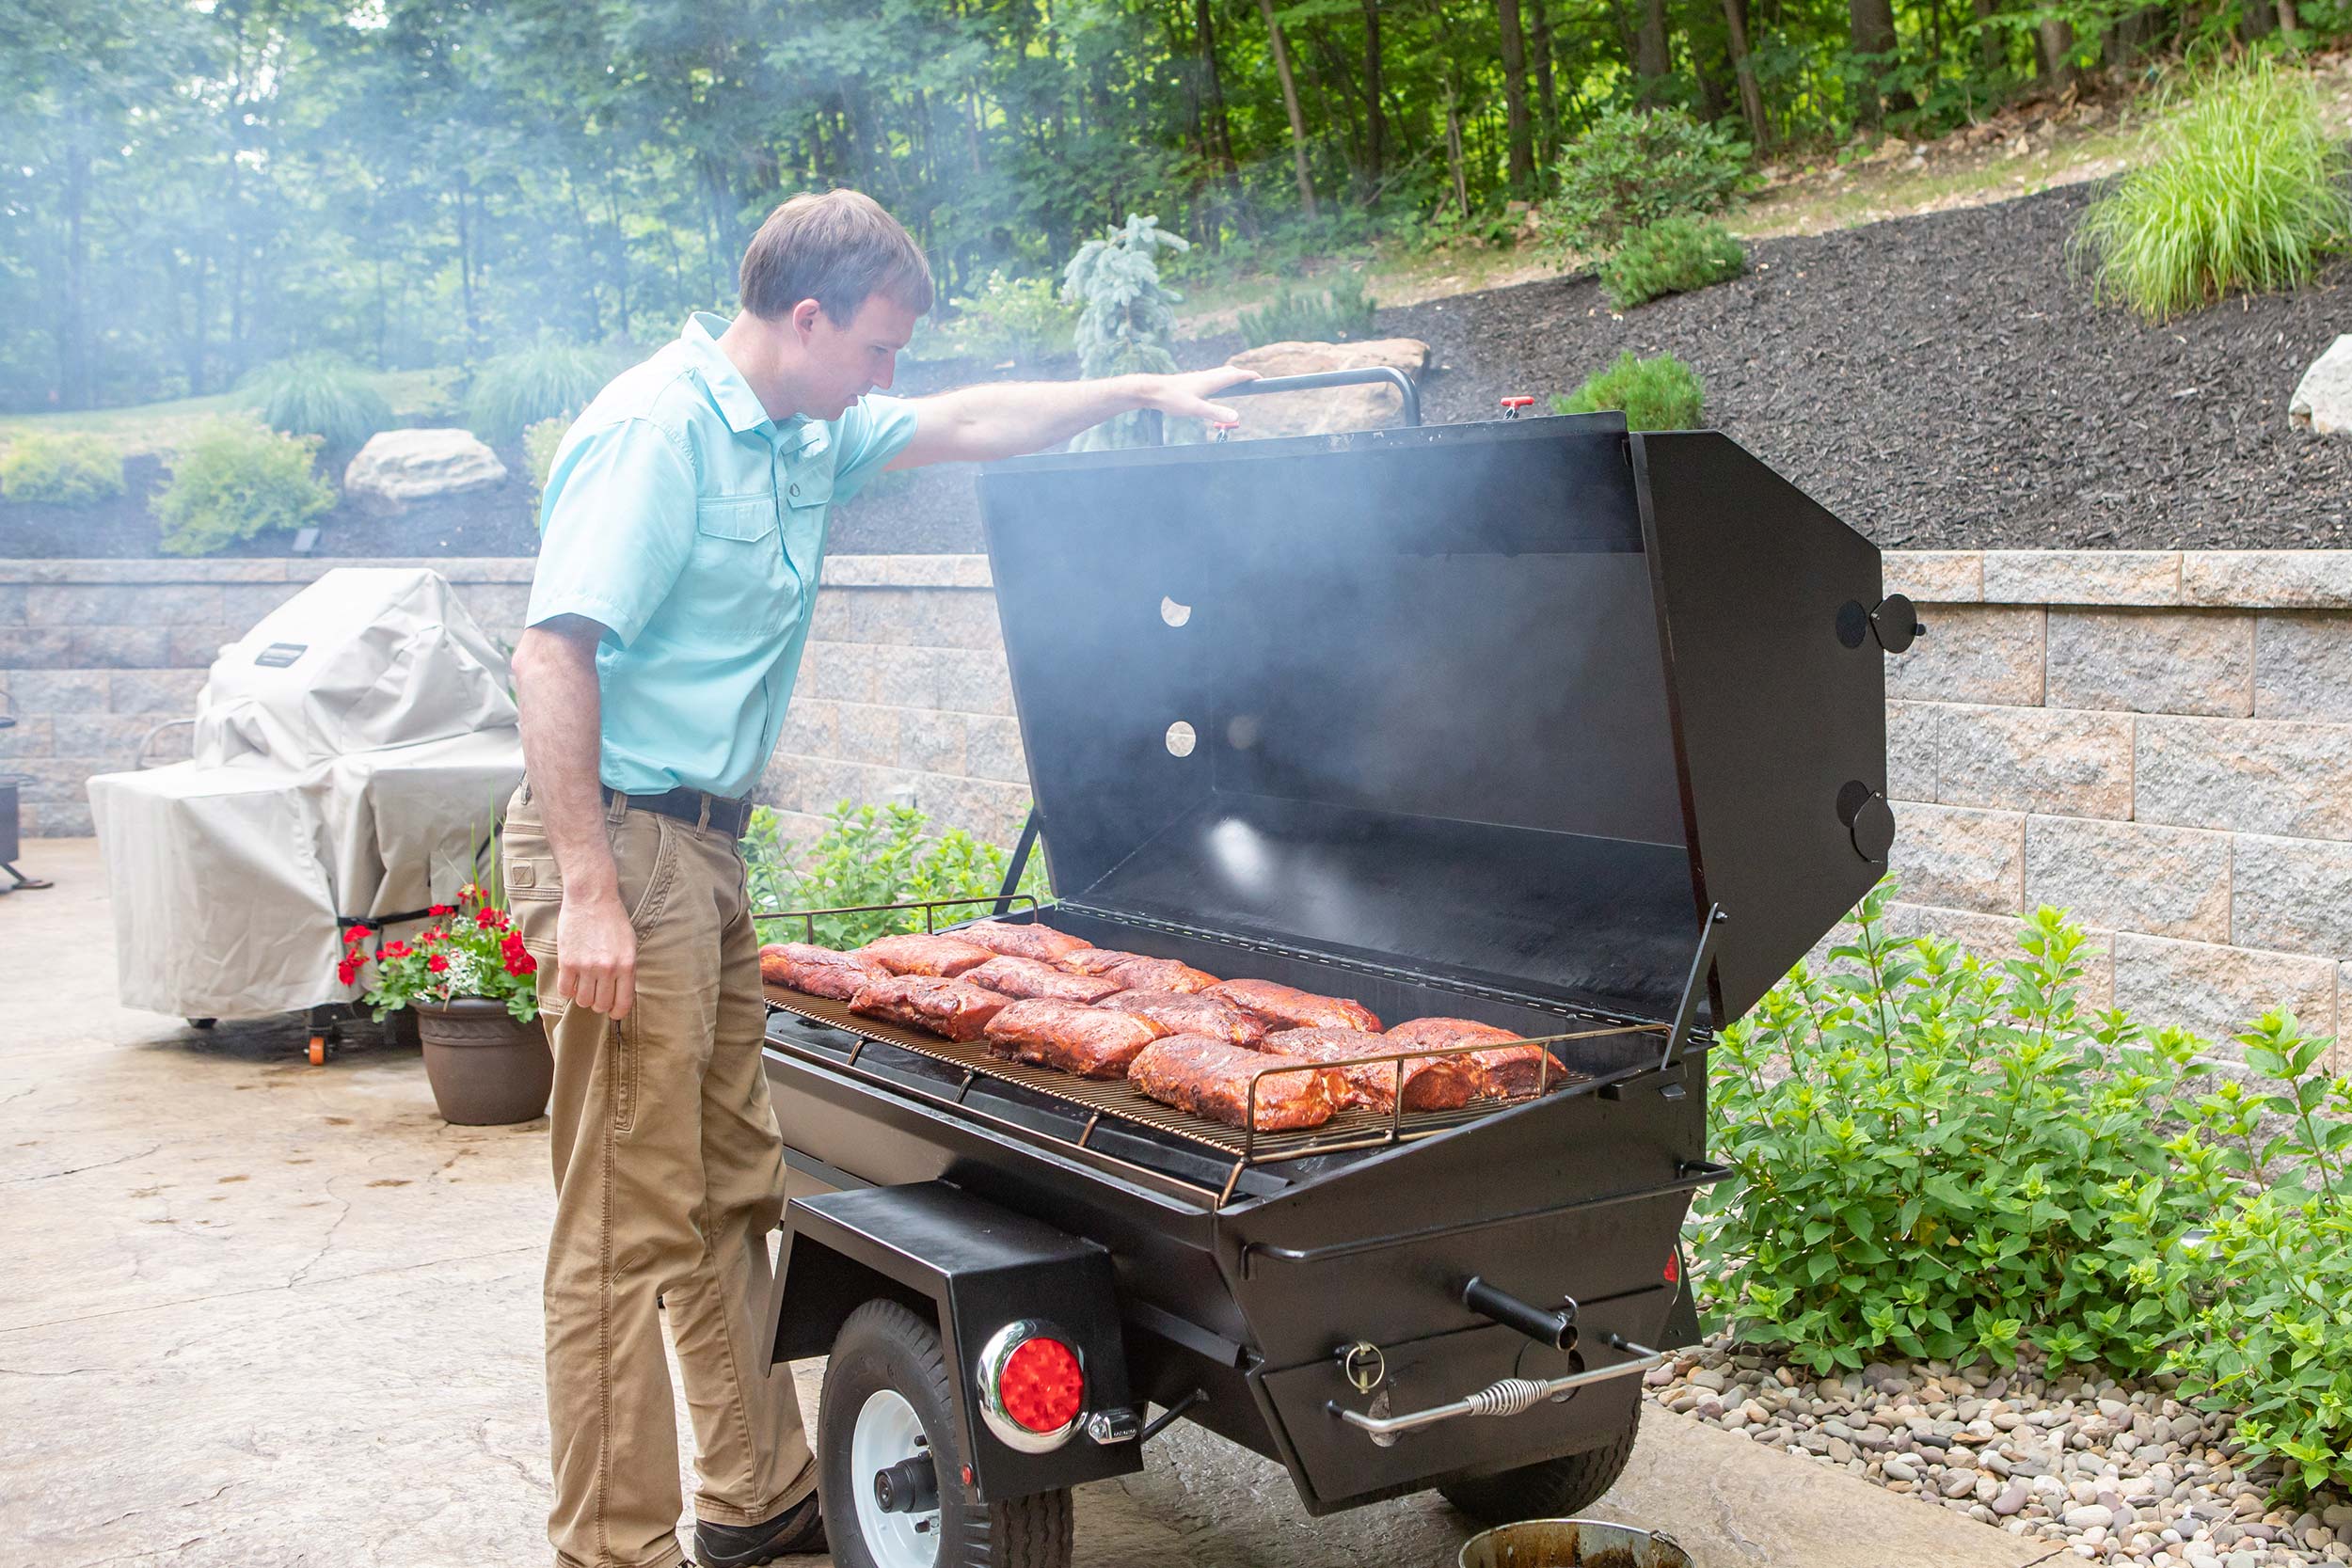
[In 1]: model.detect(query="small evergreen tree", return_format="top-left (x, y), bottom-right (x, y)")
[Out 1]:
top-left (1062, 214), bottom-right (1190, 451)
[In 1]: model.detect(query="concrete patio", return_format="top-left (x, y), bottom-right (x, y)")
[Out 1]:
top-left (1, 835), bottom-right (2067, 1568)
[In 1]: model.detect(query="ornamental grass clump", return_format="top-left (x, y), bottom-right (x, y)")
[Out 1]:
top-left (467, 334), bottom-right (615, 448)
top-left (2075, 56), bottom-right (2352, 321)
top-left (244, 351), bottom-right (391, 459)
top-left (1552, 351), bottom-right (1704, 429)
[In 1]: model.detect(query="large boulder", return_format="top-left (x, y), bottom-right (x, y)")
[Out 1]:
top-left (1222, 338), bottom-right (1431, 438)
top-left (343, 428), bottom-right (508, 508)
top-left (2291, 335), bottom-right (2352, 436)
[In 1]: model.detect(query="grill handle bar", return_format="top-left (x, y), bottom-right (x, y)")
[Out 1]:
top-left (1218, 367), bottom-right (1422, 429)
top-left (1661, 903), bottom-right (1727, 1073)
top-left (1328, 1333), bottom-right (1668, 1445)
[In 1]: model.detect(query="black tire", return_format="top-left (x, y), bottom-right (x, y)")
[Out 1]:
top-left (1436, 1399), bottom-right (1642, 1525)
top-left (819, 1300), bottom-right (1073, 1568)
top-left (186, 1018), bottom-right (216, 1029)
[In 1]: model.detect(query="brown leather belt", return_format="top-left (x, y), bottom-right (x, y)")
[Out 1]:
top-left (601, 784), bottom-right (755, 838)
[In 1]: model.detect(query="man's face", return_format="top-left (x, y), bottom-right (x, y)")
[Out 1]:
top-left (799, 293), bottom-right (920, 420)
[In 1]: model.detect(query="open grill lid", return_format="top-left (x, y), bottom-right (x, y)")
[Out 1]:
top-left (975, 413), bottom-right (1893, 1029)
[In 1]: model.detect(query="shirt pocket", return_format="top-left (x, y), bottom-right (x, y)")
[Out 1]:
top-left (687, 494), bottom-right (795, 637)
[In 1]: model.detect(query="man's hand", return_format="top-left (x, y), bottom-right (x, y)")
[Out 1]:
top-left (1136, 365), bottom-right (1259, 426)
top-left (555, 888), bottom-right (638, 1020)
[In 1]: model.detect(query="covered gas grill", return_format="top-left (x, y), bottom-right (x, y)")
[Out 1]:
top-left (758, 374), bottom-right (1916, 1568)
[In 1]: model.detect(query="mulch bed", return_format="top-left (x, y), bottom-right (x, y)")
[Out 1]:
top-left (14, 181), bottom-right (2351, 561)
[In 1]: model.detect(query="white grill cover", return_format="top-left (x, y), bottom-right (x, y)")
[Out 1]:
top-left (87, 568), bottom-right (525, 1020)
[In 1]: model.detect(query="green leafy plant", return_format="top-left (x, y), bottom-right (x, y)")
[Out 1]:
top-left (1546, 106), bottom-right (1749, 257)
top-left (742, 802), bottom-right (1048, 949)
top-left (467, 334), bottom-right (614, 448)
top-left (522, 416), bottom-right (567, 508)
top-left (0, 431), bottom-right (124, 505)
top-left (2075, 55), bottom-right (2352, 321)
top-left (150, 419), bottom-right (335, 557)
top-left (1695, 881), bottom-right (2203, 1377)
top-left (1236, 272), bottom-right (1378, 347)
top-left (938, 270), bottom-right (1077, 363)
top-left (2153, 1011), bottom-right (2352, 1495)
top-left (243, 351), bottom-right (391, 458)
top-left (1063, 214), bottom-right (1189, 451)
top-left (341, 878), bottom-right (540, 1023)
top-left (1552, 351), bottom-right (1705, 430)
top-left (1597, 217), bottom-right (1745, 309)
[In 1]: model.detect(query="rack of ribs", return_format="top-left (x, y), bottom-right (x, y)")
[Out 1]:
top-left (1127, 1036), bottom-right (1342, 1131)
top-left (1096, 990), bottom-right (1268, 1047)
top-left (857, 932), bottom-right (994, 977)
top-left (982, 999), bottom-right (1168, 1079)
top-left (1101, 956), bottom-right (1222, 994)
top-left (1207, 978), bottom-right (1383, 1035)
top-left (951, 919), bottom-right (1091, 964)
top-left (1386, 1017), bottom-right (1562, 1098)
top-left (759, 942), bottom-right (890, 1002)
top-left (1262, 1026), bottom-right (1478, 1114)
top-left (1056, 947), bottom-right (1146, 977)
top-left (847, 975), bottom-right (1008, 1042)
top-left (964, 955), bottom-right (1124, 1005)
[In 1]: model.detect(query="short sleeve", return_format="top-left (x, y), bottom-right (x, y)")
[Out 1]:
top-left (828, 393), bottom-right (921, 503)
top-left (528, 417), bottom-right (696, 648)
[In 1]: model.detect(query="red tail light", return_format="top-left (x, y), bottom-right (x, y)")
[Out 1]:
top-left (976, 1321), bottom-right (1087, 1452)
top-left (1663, 1250), bottom-right (1680, 1284)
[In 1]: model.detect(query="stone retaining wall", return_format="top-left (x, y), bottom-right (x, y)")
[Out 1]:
top-left (8, 549), bottom-right (2349, 1049)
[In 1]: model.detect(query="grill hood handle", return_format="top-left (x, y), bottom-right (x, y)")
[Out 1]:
top-left (1216, 366), bottom-right (1422, 429)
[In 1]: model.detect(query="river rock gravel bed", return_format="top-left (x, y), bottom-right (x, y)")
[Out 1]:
top-left (1645, 1338), bottom-right (2350, 1566)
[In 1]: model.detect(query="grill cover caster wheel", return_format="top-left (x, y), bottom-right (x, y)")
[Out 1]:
top-left (819, 1299), bottom-right (1073, 1568)
top-left (1437, 1398), bottom-right (1642, 1525)
top-left (186, 1018), bottom-right (216, 1030)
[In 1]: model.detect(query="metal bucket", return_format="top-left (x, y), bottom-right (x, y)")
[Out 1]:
top-left (1457, 1518), bottom-right (1692, 1568)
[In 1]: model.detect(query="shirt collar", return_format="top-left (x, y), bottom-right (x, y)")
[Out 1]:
top-left (681, 311), bottom-right (787, 436)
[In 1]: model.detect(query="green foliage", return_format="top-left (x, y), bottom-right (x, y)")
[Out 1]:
top-left (349, 880), bottom-right (541, 1024)
top-left (0, 431), bottom-right (123, 505)
top-left (1552, 351), bottom-right (1705, 429)
top-left (1597, 218), bottom-right (1746, 309)
top-left (2155, 1011), bottom-right (2352, 1495)
top-left (1063, 215), bottom-right (1188, 451)
top-left (150, 419), bottom-right (335, 557)
top-left (466, 336), bottom-right (614, 449)
top-left (1697, 883), bottom-right (2205, 1376)
top-left (1235, 272), bottom-right (1378, 346)
top-left (740, 802), bottom-right (1049, 949)
top-left (2076, 55), bottom-right (2352, 321)
top-left (522, 417), bottom-right (567, 508)
top-left (243, 352), bottom-right (390, 457)
top-left (1547, 108), bottom-right (1749, 257)
top-left (936, 271), bottom-right (1077, 364)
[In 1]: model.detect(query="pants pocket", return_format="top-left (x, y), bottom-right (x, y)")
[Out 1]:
top-left (609, 1014), bottom-right (637, 1132)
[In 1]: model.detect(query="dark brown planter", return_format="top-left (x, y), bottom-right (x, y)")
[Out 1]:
top-left (414, 998), bottom-right (551, 1125)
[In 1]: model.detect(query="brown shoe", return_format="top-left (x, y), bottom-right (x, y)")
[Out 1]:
top-left (693, 1493), bottom-right (825, 1565)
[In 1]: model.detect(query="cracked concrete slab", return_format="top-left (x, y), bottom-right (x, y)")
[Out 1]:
top-left (2, 838), bottom-right (2060, 1568)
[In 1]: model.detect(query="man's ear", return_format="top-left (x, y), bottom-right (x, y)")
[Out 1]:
top-left (788, 298), bottom-right (824, 342)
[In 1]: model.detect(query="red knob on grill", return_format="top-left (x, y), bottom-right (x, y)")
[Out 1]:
top-left (1499, 396), bottom-right (1535, 420)
top-left (1210, 420), bottom-right (1239, 443)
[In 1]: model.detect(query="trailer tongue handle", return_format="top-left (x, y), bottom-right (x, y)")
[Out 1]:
top-left (1327, 1334), bottom-right (1667, 1447)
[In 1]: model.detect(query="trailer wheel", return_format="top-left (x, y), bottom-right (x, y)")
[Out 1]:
top-left (1436, 1399), bottom-right (1642, 1525)
top-left (819, 1299), bottom-right (1073, 1568)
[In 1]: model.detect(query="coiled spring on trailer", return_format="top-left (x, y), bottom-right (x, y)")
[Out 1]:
top-left (1463, 1377), bottom-right (1550, 1418)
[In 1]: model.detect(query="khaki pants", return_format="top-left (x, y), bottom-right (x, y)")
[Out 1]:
top-left (503, 784), bottom-right (812, 1568)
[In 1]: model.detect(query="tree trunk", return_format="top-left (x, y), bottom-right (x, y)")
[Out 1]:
top-left (1361, 0), bottom-right (1386, 184)
top-left (1443, 81), bottom-right (1469, 217)
top-left (2242, 0), bottom-right (2276, 36)
top-left (1256, 0), bottom-right (1319, 218)
top-left (1197, 0), bottom-right (1238, 172)
top-left (1497, 0), bottom-right (1535, 194)
top-left (1635, 0), bottom-right (1672, 102)
top-left (1973, 0), bottom-right (2001, 72)
top-left (58, 125), bottom-right (91, 409)
top-left (1531, 0), bottom-right (1559, 164)
top-left (2036, 16), bottom-right (2074, 90)
top-left (2280, 0), bottom-right (2301, 34)
top-left (1850, 0), bottom-right (1899, 128)
top-left (1722, 0), bottom-right (1771, 147)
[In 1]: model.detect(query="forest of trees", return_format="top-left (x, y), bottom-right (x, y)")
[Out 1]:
top-left (1, 0), bottom-right (2327, 413)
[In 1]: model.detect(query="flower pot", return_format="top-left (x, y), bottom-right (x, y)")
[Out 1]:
top-left (413, 998), bottom-right (551, 1126)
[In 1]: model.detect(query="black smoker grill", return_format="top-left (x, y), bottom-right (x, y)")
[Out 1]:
top-left (759, 379), bottom-right (1916, 1568)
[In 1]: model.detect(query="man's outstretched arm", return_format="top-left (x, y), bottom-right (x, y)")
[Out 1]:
top-left (888, 366), bottom-right (1258, 468)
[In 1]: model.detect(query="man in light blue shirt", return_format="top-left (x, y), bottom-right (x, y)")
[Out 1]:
top-left (501, 189), bottom-right (1249, 1568)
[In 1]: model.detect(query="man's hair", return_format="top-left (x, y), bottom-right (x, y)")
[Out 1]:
top-left (739, 189), bottom-right (935, 325)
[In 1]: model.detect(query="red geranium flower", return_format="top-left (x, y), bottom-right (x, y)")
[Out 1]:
top-left (427, 954), bottom-right (450, 974)
top-left (428, 903), bottom-right (454, 917)
top-left (336, 957), bottom-right (359, 986)
top-left (474, 909), bottom-right (500, 929)
top-left (381, 940), bottom-right (411, 960)
top-left (505, 951), bottom-right (537, 976)
top-left (342, 926), bottom-right (368, 947)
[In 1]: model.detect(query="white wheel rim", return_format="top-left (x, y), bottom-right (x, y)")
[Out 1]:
top-left (850, 1387), bottom-right (940, 1568)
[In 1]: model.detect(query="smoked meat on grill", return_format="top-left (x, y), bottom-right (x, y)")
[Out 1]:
top-left (847, 975), bottom-right (1008, 1042)
top-left (1097, 990), bottom-right (1268, 1047)
top-left (1056, 947), bottom-right (1145, 977)
top-left (1207, 978), bottom-right (1382, 1034)
top-left (1263, 1026), bottom-right (1478, 1114)
top-left (983, 999), bottom-right (1168, 1079)
top-left (964, 955), bottom-right (1124, 1005)
top-left (1102, 956), bottom-right (1221, 994)
top-left (857, 932), bottom-right (993, 977)
top-left (759, 942), bottom-right (889, 1002)
top-left (952, 919), bottom-right (1091, 964)
top-left (1127, 1036), bottom-right (1341, 1131)
top-left (1387, 1016), bottom-right (1562, 1097)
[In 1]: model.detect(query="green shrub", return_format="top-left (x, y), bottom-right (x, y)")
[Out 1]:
top-left (741, 801), bottom-right (1048, 949)
top-left (1695, 883), bottom-right (2204, 1376)
top-left (243, 352), bottom-right (391, 457)
top-left (1063, 214), bottom-right (1189, 450)
top-left (2075, 56), bottom-right (2352, 321)
top-left (151, 419), bottom-right (335, 557)
top-left (1551, 351), bottom-right (1704, 430)
top-left (522, 416), bottom-right (568, 505)
top-left (467, 335), bottom-right (614, 448)
top-left (940, 270), bottom-right (1077, 363)
top-left (0, 431), bottom-right (125, 505)
top-left (1236, 272), bottom-right (1378, 347)
top-left (1547, 106), bottom-right (1748, 256)
top-left (1597, 217), bottom-right (1745, 309)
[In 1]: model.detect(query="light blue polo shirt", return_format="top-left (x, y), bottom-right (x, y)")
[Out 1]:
top-left (526, 312), bottom-right (919, 800)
